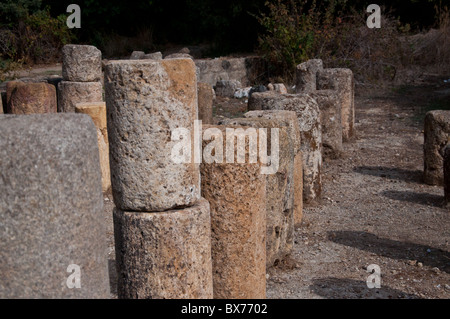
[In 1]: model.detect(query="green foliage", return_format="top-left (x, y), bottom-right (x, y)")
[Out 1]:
top-left (0, 0), bottom-right (42, 26)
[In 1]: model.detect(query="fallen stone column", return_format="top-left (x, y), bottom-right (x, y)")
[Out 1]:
top-left (198, 82), bottom-right (214, 124)
top-left (248, 91), bottom-right (322, 203)
top-left (58, 81), bottom-right (103, 113)
top-left (201, 125), bottom-right (266, 298)
top-left (423, 110), bottom-right (450, 186)
top-left (114, 198), bottom-right (213, 299)
top-left (75, 102), bottom-right (111, 192)
top-left (6, 81), bottom-right (57, 114)
top-left (295, 59), bottom-right (323, 93)
top-left (309, 90), bottom-right (343, 158)
top-left (222, 116), bottom-right (294, 268)
top-left (62, 44), bottom-right (102, 82)
top-left (0, 114), bottom-right (109, 298)
top-left (317, 68), bottom-right (355, 141)
top-left (105, 58), bottom-right (200, 212)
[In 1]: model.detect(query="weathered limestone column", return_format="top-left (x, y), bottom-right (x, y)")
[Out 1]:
top-left (59, 44), bottom-right (104, 113)
top-left (105, 59), bottom-right (200, 212)
top-left (294, 151), bottom-right (304, 225)
top-left (114, 199), bottom-right (213, 299)
top-left (444, 145), bottom-right (450, 207)
top-left (6, 81), bottom-right (57, 114)
top-left (317, 68), bottom-right (355, 141)
top-left (423, 110), bottom-right (450, 186)
top-left (0, 114), bottom-right (109, 298)
top-left (0, 94), bottom-right (3, 113)
top-left (106, 58), bottom-right (213, 299)
top-left (198, 82), bottom-right (214, 124)
top-left (248, 91), bottom-right (322, 203)
top-left (309, 90), bottom-right (343, 158)
top-left (222, 116), bottom-right (294, 268)
top-left (75, 102), bottom-right (111, 192)
top-left (201, 125), bottom-right (266, 298)
top-left (295, 59), bottom-right (323, 93)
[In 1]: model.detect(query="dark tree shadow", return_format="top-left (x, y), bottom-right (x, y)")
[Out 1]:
top-left (354, 166), bottom-right (423, 184)
top-left (328, 231), bottom-right (450, 273)
top-left (309, 277), bottom-right (420, 299)
top-left (382, 190), bottom-right (444, 207)
top-left (108, 259), bottom-right (118, 296)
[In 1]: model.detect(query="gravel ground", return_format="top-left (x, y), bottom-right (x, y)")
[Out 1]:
top-left (103, 78), bottom-right (450, 299)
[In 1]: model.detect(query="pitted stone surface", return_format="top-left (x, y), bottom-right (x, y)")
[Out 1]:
top-left (62, 44), bottom-right (102, 82)
top-left (105, 58), bottom-right (200, 212)
top-left (6, 81), bottom-right (57, 114)
top-left (444, 145), bottom-right (450, 206)
top-left (58, 81), bottom-right (103, 113)
top-left (114, 198), bottom-right (213, 299)
top-left (0, 114), bottom-right (109, 298)
top-left (248, 91), bottom-right (322, 203)
top-left (198, 82), bottom-right (214, 124)
top-left (423, 110), bottom-right (450, 186)
top-left (200, 125), bottom-right (266, 299)
top-left (295, 59), bottom-right (323, 93)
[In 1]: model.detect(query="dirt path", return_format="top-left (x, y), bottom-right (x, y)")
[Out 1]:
top-left (266, 82), bottom-right (450, 299)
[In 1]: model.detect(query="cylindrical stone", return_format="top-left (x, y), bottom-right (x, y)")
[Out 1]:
top-left (198, 82), bottom-right (214, 124)
top-left (0, 92), bottom-right (3, 114)
top-left (105, 58), bottom-right (200, 212)
top-left (221, 117), bottom-right (294, 268)
top-left (423, 110), bottom-right (450, 186)
top-left (294, 151), bottom-right (304, 225)
top-left (317, 68), bottom-right (355, 141)
top-left (200, 125), bottom-right (266, 299)
top-left (309, 90), bottom-right (343, 158)
top-left (75, 102), bottom-right (111, 193)
top-left (62, 44), bottom-right (102, 82)
top-left (58, 81), bottom-right (103, 113)
top-left (248, 91), bottom-right (322, 203)
top-left (113, 198), bottom-right (213, 299)
top-left (295, 59), bottom-right (323, 93)
top-left (0, 114), bottom-right (109, 299)
top-left (6, 81), bottom-right (57, 114)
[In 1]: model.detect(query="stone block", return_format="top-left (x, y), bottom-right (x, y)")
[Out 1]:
top-left (215, 80), bottom-right (241, 98)
top-left (6, 81), bottom-right (57, 114)
top-left (105, 58), bottom-right (200, 212)
top-left (62, 44), bottom-right (102, 82)
top-left (248, 91), bottom-right (322, 203)
top-left (317, 68), bottom-right (355, 141)
top-left (144, 52), bottom-right (163, 60)
top-left (58, 81), bottom-right (103, 113)
top-left (423, 110), bottom-right (450, 186)
top-left (197, 82), bottom-right (214, 124)
top-left (294, 151), bottom-right (304, 225)
top-left (114, 198), bottom-right (213, 299)
top-left (295, 59), bottom-right (323, 93)
top-left (130, 51), bottom-right (145, 60)
top-left (0, 114), bottom-right (109, 298)
top-left (200, 125), bottom-right (266, 299)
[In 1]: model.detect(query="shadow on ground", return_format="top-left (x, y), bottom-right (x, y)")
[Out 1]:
top-left (328, 231), bottom-right (450, 273)
top-left (354, 166), bottom-right (423, 184)
top-left (309, 277), bottom-right (420, 299)
top-left (382, 190), bottom-right (444, 207)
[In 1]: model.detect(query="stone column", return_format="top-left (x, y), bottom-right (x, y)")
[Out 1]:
top-left (75, 102), bottom-right (111, 192)
top-left (6, 81), bottom-right (57, 114)
top-left (198, 82), bottom-right (214, 124)
top-left (295, 59), bottom-right (323, 93)
top-left (317, 68), bottom-right (355, 141)
top-left (105, 58), bottom-right (213, 299)
top-left (309, 90), bottom-right (343, 158)
top-left (201, 125), bottom-right (266, 299)
top-left (423, 110), bottom-right (450, 186)
top-left (444, 145), bottom-right (450, 207)
top-left (0, 114), bottom-right (109, 298)
top-left (248, 91), bottom-right (322, 203)
top-left (59, 44), bottom-right (103, 113)
top-left (294, 151), bottom-right (304, 225)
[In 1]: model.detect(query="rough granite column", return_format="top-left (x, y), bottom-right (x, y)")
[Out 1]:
top-left (317, 68), bottom-right (355, 141)
top-left (198, 82), bottom-right (214, 124)
top-left (248, 91), bottom-right (322, 203)
top-left (0, 114), bottom-right (109, 298)
top-left (222, 117), bottom-right (294, 268)
top-left (295, 59), bottom-right (323, 93)
top-left (75, 102), bottom-right (111, 192)
top-left (6, 81), bottom-right (57, 114)
top-left (423, 110), bottom-right (450, 186)
top-left (106, 58), bottom-right (213, 299)
top-left (114, 199), bottom-right (213, 299)
top-left (201, 125), bottom-right (266, 299)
